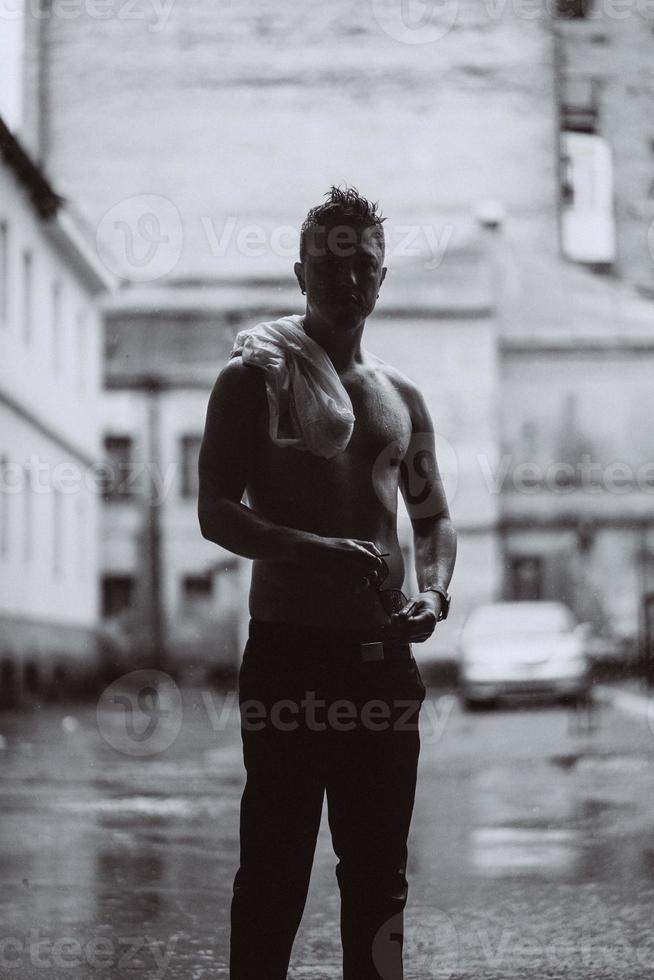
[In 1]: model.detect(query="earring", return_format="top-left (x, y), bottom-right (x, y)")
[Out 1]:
top-left (301, 289), bottom-right (306, 295)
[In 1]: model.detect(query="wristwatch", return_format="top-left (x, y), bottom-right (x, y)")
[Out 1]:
top-left (425, 586), bottom-right (451, 621)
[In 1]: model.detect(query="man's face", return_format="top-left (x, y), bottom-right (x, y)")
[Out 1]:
top-left (295, 223), bottom-right (387, 329)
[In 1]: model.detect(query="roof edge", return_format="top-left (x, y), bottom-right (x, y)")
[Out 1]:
top-left (44, 208), bottom-right (116, 295)
top-left (0, 115), bottom-right (62, 219)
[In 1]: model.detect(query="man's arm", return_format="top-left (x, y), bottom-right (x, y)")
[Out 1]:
top-left (198, 357), bottom-right (306, 561)
top-left (387, 381), bottom-right (457, 642)
top-left (197, 356), bottom-right (384, 588)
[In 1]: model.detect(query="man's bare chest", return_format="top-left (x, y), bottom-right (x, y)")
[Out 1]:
top-left (253, 373), bottom-right (412, 475)
top-left (343, 378), bottom-right (412, 461)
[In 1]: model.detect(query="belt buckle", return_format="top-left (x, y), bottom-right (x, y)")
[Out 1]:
top-left (360, 641), bottom-right (385, 663)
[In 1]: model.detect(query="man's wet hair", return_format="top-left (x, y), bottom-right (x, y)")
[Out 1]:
top-left (299, 185), bottom-right (386, 262)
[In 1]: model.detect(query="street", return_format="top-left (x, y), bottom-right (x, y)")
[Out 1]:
top-left (1, 682), bottom-right (653, 979)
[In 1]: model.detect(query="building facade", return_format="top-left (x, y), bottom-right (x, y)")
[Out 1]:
top-left (99, 293), bottom-right (250, 679)
top-left (17, 0), bottom-right (654, 666)
top-left (554, 0), bottom-right (654, 288)
top-left (491, 1), bottom-right (654, 645)
top-left (0, 116), bottom-right (111, 703)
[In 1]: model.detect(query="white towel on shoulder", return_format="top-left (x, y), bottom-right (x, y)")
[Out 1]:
top-left (229, 314), bottom-right (355, 459)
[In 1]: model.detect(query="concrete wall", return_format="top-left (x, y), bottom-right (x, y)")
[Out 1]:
top-left (500, 341), bottom-right (654, 487)
top-left (499, 338), bottom-right (654, 636)
top-left (24, 0), bottom-right (559, 282)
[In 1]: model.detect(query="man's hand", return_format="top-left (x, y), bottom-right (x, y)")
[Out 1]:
top-left (382, 591), bottom-right (443, 643)
top-left (292, 535), bottom-right (385, 594)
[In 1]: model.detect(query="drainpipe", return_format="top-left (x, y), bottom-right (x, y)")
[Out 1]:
top-left (143, 376), bottom-right (166, 672)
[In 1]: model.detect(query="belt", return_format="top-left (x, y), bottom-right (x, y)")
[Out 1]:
top-left (247, 618), bottom-right (413, 663)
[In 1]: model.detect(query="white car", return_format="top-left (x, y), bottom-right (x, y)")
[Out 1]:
top-left (459, 601), bottom-right (590, 709)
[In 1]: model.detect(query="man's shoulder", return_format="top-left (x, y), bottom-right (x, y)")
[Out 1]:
top-left (363, 351), bottom-right (432, 427)
top-left (364, 351), bottom-right (423, 401)
top-left (210, 354), bottom-right (267, 408)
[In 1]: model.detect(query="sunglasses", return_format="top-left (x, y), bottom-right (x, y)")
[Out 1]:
top-left (372, 554), bottom-right (415, 618)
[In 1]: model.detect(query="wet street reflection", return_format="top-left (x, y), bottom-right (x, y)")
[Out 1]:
top-left (0, 686), bottom-right (653, 978)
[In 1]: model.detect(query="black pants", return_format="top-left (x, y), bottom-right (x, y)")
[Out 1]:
top-left (229, 618), bottom-right (426, 980)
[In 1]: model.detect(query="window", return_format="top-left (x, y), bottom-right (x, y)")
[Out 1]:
top-left (559, 76), bottom-right (599, 135)
top-left (101, 575), bottom-right (135, 618)
top-left (181, 573), bottom-right (213, 616)
top-left (53, 487), bottom-right (62, 577)
top-left (560, 132), bottom-right (616, 264)
top-left (0, 221), bottom-right (7, 324)
top-left (0, 455), bottom-right (8, 557)
top-left (180, 435), bottom-right (202, 500)
top-left (22, 249), bottom-right (32, 343)
top-left (509, 556), bottom-right (544, 602)
top-left (24, 662), bottom-right (40, 694)
top-left (76, 308), bottom-right (86, 393)
top-left (51, 281), bottom-right (61, 372)
top-left (556, 0), bottom-right (593, 18)
top-left (102, 435), bottom-right (135, 500)
top-left (75, 497), bottom-right (85, 580)
top-left (23, 463), bottom-right (32, 562)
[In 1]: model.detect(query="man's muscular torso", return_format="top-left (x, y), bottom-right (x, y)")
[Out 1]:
top-left (244, 352), bottom-right (415, 628)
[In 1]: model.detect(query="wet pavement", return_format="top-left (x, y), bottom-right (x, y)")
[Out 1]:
top-left (1, 682), bottom-right (654, 979)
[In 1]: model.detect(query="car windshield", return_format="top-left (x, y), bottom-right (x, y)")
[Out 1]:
top-left (465, 603), bottom-right (575, 640)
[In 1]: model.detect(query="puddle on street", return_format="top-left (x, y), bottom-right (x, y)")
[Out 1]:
top-left (468, 758), bottom-right (654, 883)
top-left (472, 826), bottom-right (580, 875)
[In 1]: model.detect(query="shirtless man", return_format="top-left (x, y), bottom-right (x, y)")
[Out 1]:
top-left (198, 186), bottom-right (457, 980)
